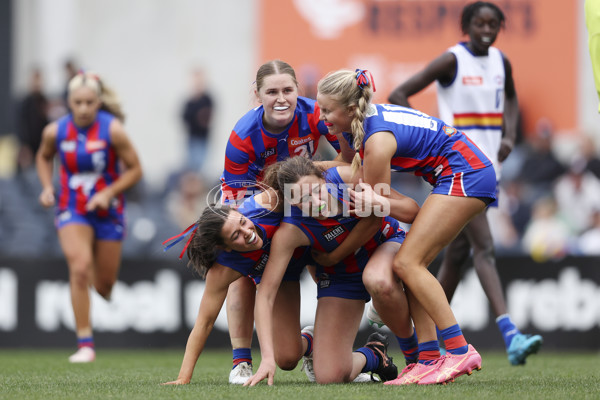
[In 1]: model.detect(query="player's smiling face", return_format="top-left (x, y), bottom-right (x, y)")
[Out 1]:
top-left (316, 93), bottom-right (353, 135)
top-left (467, 6), bottom-right (501, 55)
top-left (257, 73), bottom-right (298, 134)
top-left (221, 210), bottom-right (263, 252)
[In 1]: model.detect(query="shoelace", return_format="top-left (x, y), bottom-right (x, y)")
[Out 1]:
top-left (400, 363), bottom-right (416, 375)
top-left (238, 363), bottom-right (252, 375)
top-left (301, 358), bottom-right (314, 374)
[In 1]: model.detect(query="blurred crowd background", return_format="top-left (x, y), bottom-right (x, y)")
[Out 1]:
top-left (1, 0), bottom-right (599, 264)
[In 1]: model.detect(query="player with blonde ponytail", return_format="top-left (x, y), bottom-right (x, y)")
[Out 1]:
top-left (316, 68), bottom-right (494, 384)
top-left (36, 70), bottom-right (142, 363)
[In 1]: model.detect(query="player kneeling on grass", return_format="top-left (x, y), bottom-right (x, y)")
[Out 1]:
top-left (161, 187), bottom-right (310, 385)
top-left (161, 165), bottom-right (376, 386)
top-left (246, 156), bottom-right (423, 385)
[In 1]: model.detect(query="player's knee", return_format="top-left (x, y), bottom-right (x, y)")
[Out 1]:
top-left (363, 275), bottom-right (395, 299)
top-left (95, 280), bottom-right (115, 299)
top-left (275, 356), bottom-right (299, 371)
top-left (69, 264), bottom-right (91, 287)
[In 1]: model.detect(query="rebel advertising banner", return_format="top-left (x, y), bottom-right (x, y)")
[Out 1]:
top-left (1, 256), bottom-right (599, 349)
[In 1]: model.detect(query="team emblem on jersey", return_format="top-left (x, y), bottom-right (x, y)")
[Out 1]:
top-left (86, 140), bottom-right (107, 152)
top-left (443, 125), bottom-right (457, 137)
top-left (322, 225), bottom-right (346, 241)
top-left (60, 140), bottom-right (76, 153)
top-left (260, 147), bottom-right (276, 159)
top-left (57, 210), bottom-right (72, 222)
top-left (252, 253), bottom-right (270, 274)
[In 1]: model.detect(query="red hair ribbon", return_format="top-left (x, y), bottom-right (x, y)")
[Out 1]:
top-left (162, 222), bottom-right (199, 259)
top-left (355, 69), bottom-right (376, 92)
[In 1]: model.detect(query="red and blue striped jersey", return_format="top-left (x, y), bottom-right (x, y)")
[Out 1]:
top-left (347, 104), bottom-right (492, 186)
top-left (282, 167), bottom-right (405, 279)
top-left (216, 195), bottom-right (308, 283)
top-left (55, 110), bottom-right (123, 218)
top-left (221, 96), bottom-right (340, 203)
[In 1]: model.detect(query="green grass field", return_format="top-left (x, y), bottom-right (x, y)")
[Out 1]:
top-left (1, 349), bottom-right (599, 400)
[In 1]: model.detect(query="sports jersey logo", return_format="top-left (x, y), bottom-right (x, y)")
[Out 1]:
top-left (252, 253), bottom-right (269, 275)
top-left (60, 140), bottom-right (76, 153)
top-left (322, 225), bottom-right (346, 241)
top-left (261, 147), bottom-right (276, 159)
top-left (57, 210), bottom-right (72, 222)
top-left (86, 140), bottom-right (107, 152)
top-left (443, 125), bottom-right (458, 137)
top-left (318, 273), bottom-right (331, 288)
top-left (463, 76), bottom-right (483, 85)
top-left (290, 137), bottom-right (313, 146)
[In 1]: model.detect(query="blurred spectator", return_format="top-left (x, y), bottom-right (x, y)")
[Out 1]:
top-left (181, 67), bottom-right (214, 173)
top-left (577, 208), bottom-right (600, 256)
top-left (486, 186), bottom-right (520, 253)
top-left (297, 63), bottom-right (320, 100)
top-left (16, 68), bottom-right (48, 172)
top-left (62, 59), bottom-right (78, 106)
top-left (522, 195), bottom-right (572, 262)
top-left (517, 118), bottom-right (566, 189)
top-left (553, 155), bottom-right (600, 235)
top-left (580, 135), bottom-right (600, 179)
top-left (165, 171), bottom-right (208, 230)
top-left (47, 59), bottom-right (79, 121)
top-left (515, 118), bottom-right (566, 222)
top-left (501, 180), bottom-right (532, 237)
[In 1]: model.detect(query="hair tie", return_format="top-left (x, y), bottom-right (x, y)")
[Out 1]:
top-left (355, 69), bottom-right (376, 92)
top-left (162, 222), bottom-right (199, 259)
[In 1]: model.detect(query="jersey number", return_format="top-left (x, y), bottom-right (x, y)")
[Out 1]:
top-left (294, 141), bottom-right (315, 158)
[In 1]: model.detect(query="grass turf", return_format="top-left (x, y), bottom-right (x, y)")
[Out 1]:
top-left (0, 349), bottom-right (599, 400)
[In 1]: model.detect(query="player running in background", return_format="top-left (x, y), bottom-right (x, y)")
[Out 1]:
top-left (388, 1), bottom-right (542, 366)
top-left (219, 59), bottom-right (354, 384)
top-left (36, 71), bottom-right (143, 363)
